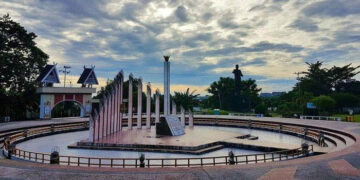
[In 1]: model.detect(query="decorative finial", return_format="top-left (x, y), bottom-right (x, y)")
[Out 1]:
top-left (164, 56), bottom-right (170, 62)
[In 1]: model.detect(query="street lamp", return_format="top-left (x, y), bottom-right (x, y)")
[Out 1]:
top-left (59, 66), bottom-right (71, 87)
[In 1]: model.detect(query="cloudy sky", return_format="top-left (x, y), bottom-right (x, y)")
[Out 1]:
top-left (2, 0), bottom-right (360, 94)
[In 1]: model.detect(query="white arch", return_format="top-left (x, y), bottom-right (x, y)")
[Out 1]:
top-left (52, 100), bottom-right (85, 118)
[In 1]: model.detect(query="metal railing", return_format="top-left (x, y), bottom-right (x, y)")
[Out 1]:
top-left (145, 146), bottom-right (311, 167)
top-left (2, 120), bottom-right (318, 168)
top-left (300, 116), bottom-right (341, 121)
top-left (11, 145), bottom-right (312, 168)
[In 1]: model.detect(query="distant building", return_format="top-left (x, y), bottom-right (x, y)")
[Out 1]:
top-left (260, 92), bottom-right (285, 98)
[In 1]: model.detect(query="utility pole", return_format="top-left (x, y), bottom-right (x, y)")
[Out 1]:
top-left (60, 66), bottom-right (71, 87)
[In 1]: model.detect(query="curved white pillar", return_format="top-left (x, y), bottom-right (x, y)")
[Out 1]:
top-left (137, 78), bottom-right (143, 129)
top-left (146, 83), bottom-right (151, 129)
top-left (155, 89), bottom-right (160, 123)
top-left (128, 74), bottom-right (133, 130)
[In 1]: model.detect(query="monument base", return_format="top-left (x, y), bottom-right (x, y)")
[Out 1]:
top-left (156, 115), bottom-right (185, 136)
top-left (68, 126), bottom-right (293, 154)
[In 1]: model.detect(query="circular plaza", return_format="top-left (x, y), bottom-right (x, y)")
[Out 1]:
top-left (1, 115), bottom-right (360, 179)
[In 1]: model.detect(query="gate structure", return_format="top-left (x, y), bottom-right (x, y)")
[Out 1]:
top-left (36, 64), bottom-right (97, 119)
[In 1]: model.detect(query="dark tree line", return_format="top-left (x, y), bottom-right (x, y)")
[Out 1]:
top-left (0, 14), bottom-right (48, 120)
top-left (270, 61), bottom-right (360, 117)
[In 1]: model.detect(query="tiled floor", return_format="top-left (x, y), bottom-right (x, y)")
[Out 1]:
top-left (1, 116), bottom-right (360, 180)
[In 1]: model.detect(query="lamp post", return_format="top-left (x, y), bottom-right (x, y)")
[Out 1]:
top-left (60, 66), bottom-right (71, 87)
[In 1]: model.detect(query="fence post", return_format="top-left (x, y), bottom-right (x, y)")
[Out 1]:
top-left (228, 151), bottom-right (235, 165)
top-left (302, 143), bottom-right (309, 156)
top-left (51, 124), bottom-right (55, 133)
top-left (23, 130), bottom-right (28, 138)
top-left (139, 153), bottom-right (145, 168)
top-left (50, 151), bottom-right (60, 165)
top-left (4, 136), bottom-right (14, 159)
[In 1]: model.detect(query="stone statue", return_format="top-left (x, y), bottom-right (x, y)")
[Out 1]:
top-left (232, 64), bottom-right (243, 95)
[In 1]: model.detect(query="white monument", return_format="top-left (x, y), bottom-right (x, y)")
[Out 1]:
top-left (164, 56), bottom-right (171, 116)
top-left (128, 74), bottom-right (133, 129)
top-left (137, 78), bottom-right (143, 129)
top-left (146, 82), bottom-right (151, 129)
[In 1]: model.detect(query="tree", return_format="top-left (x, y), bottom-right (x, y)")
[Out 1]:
top-left (207, 77), bottom-right (261, 112)
top-left (296, 61), bottom-right (331, 96)
top-left (207, 77), bottom-right (234, 109)
top-left (311, 95), bottom-right (336, 115)
top-left (330, 93), bottom-right (359, 111)
top-left (172, 88), bottom-right (199, 111)
top-left (295, 61), bottom-right (360, 96)
top-left (0, 14), bottom-right (48, 120)
top-left (255, 102), bottom-right (267, 114)
top-left (329, 64), bottom-right (360, 88)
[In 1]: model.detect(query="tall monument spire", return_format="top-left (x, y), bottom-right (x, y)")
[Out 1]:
top-left (164, 56), bottom-right (170, 116)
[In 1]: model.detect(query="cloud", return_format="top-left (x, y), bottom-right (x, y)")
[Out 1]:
top-left (217, 11), bottom-right (240, 29)
top-left (2, 0), bottom-right (360, 94)
top-left (174, 5), bottom-right (188, 22)
top-left (334, 31), bottom-right (360, 44)
top-left (183, 41), bottom-right (303, 57)
top-left (289, 17), bottom-right (318, 32)
top-left (251, 41), bottom-right (304, 53)
top-left (302, 0), bottom-right (360, 17)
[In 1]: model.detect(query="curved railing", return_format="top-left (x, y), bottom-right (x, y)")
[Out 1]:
top-left (3, 116), bottom-right (355, 168)
top-left (11, 145), bottom-right (312, 168)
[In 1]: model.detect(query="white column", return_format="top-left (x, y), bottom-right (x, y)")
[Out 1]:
top-left (103, 96), bottom-right (108, 137)
top-left (128, 74), bottom-right (133, 129)
top-left (167, 61), bottom-right (170, 114)
top-left (99, 105), bottom-right (103, 139)
top-left (89, 114), bottom-right (94, 142)
top-left (94, 110), bottom-right (99, 141)
top-left (111, 88), bottom-right (115, 134)
top-left (39, 95), bottom-right (45, 119)
top-left (146, 83), bottom-right (151, 129)
top-left (119, 71), bottom-right (123, 130)
top-left (189, 110), bottom-right (194, 127)
top-left (80, 108), bottom-right (84, 118)
top-left (172, 100), bottom-right (176, 115)
top-left (180, 105), bottom-right (185, 127)
top-left (155, 89), bottom-right (160, 123)
top-left (114, 85), bottom-right (118, 132)
top-left (163, 56), bottom-right (170, 116)
top-left (137, 78), bottom-right (143, 129)
top-left (107, 94), bottom-right (111, 135)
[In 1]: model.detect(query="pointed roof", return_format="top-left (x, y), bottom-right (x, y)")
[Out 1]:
top-left (77, 66), bottom-right (99, 85)
top-left (36, 64), bottom-right (60, 83)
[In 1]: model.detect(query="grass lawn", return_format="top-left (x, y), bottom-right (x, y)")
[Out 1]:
top-left (198, 109), bottom-right (230, 115)
top-left (269, 112), bottom-right (282, 117)
top-left (333, 114), bottom-right (360, 122)
top-left (196, 109), bottom-right (256, 115)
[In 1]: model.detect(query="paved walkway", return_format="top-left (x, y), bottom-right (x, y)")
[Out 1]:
top-left (0, 117), bottom-right (87, 132)
top-left (1, 116), bottom-right (360, 179)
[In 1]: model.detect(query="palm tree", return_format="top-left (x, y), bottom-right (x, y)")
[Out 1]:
top-left (172, 88), bottom-right (200, 111)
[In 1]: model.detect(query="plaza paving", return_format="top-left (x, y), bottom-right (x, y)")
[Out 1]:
top-left (1, 116), bottom-right (360, 179)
